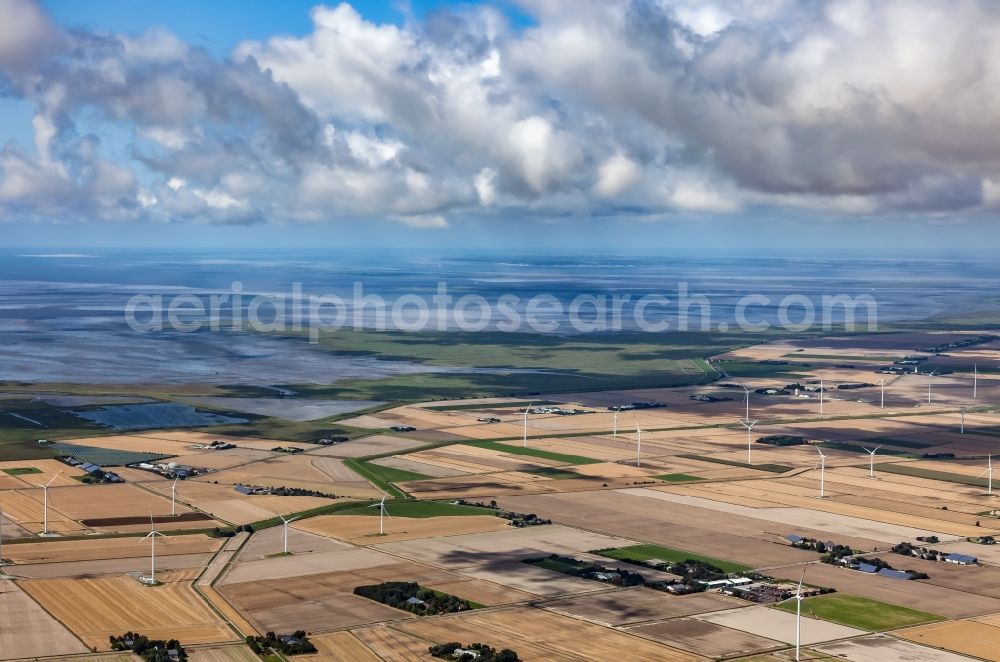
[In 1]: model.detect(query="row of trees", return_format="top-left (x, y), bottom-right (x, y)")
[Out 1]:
top-left (354, 582), bottom-right (474, 615)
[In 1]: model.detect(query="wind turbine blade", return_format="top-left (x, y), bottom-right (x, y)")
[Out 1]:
top-left (873, 445), bottom-right (881, 452)
top-left (797, 566), bottom-right (806, 593)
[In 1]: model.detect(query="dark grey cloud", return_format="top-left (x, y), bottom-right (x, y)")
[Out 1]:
top-left (1, 0), bottom-right (999, 226)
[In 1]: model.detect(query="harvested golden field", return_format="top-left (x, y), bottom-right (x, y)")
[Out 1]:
top-left (152, 480), bottom-right (338, 524)
top-left (421, 578), bottom-right (535, 606)
top-left (4, 533), bottom-right (221, 564)
top-left (351, 626), bottom-right (437, 661)
top-left (0, 580), bottom-right (88, 660)
top-left (542, 587), bottom-right (745, 626)
top-left (305, 632), bottom-right (382, 662)
top-left (187, 645), bottom-right (260, 662)
top-left (48, 483), bottom-right (192, 522)
top-left (20, 573), bottom-right (235, 650)
top-left (0, 459), bottom-right (87, 487)
top-left (395, 607), bottom-right (706, 661)
top-left (398, 474), bottom-right (558, 499)
top-left (220, 560), bottom-right (464, 632)
top-left (895, 620), bottom-right (1000, 661)
top-left (61, 434), bottom-right (195, 454)
top-left (1, 488), bottom-right (84, 534)
top-left (294, 514), bottom-right (510, 545)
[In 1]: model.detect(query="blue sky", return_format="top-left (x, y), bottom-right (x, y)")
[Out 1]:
top-left (1, 1), bottom-right (999, 255)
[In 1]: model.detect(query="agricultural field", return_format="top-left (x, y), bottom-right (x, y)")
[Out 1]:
top-left (895, 620), bottom-right (1000, 661)
top-left (774, 593), bottom-right (942, 631)
top-left (394, 606), bottom-right (707, 661)
top-left (0, 580), bottom-right (88, 660)
top-left (5, 330), bottom-right (1000, 661)
top-left (19, 573), bottom-right (235, 650)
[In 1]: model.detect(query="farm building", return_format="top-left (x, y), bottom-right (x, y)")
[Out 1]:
top-left (945, 553), bottom-right (978, 565)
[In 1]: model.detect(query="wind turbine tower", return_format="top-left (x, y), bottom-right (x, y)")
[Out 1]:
top-left (862, 445), bottom-right (881, 478)
top-left (740, 419), bottom-right (759, 463)
top-left (777, 568), bottom-right (808, 662)
top-left (278, 514), bottom-right (300, 554)
top-left (522, 401), bottom-right (534, 448)
top-left (979, 455), bottom-right (994, 495)
top-left (170, 478), bottom-right (178, 516)
top-left (35, 473), bottom-right (60, 536)
top-left (370, 494), bottom-right (391, 534)
top-left (140, 515), bottom-right (165, 584)
top-left (815, 446), bottom-right (827, 498)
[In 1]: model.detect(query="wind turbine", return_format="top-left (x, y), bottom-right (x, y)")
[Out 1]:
top-left (819, 373), bottom-right (825, 415)
top-left (961, 407), bottom-right (967, 434)
top-left (633, 414), bottom-right (642, 467)
top-left (927, 370), bottom-right (938, 405)
top-left (278, 514), bottom-right (300, 554)
top-left (862, 445), bottom-right (881, 478)
top-left (739, 418), bottom-right (759, 463)
top-left (170, 478), bottom-right (178, 516)
top-left (974, 364), bottom-right (979, 399)
top-left (369, 493), bottom-right (390, 534)
top-left (522, 401), bottom-right (534, 448)
top-left (979, 455), bottom-right (994, 495)
top-left (741, 384), bottom-right (751, 420)
top-left (612, 409), bottom-right (618, 439)
top-left (815, 446), bottom-right (827, 498)
top-left (34, 473), bottom-right (60, 535)
top-left (140, 513), bottom-right (165, 584)
top-left (777, 567), bottom-right (808, 662)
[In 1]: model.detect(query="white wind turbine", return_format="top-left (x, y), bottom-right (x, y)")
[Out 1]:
top-left (34, 473), bottom-right (60, 535)
top-left (961, 407), bottom-right (967, 435)
top-left (612, 408), bottom-right (618, 439)
top-left (278, 514), bottom-right (300, 554)
top-left (819, 373), bottom-right (825, 414)
top-left (140, 513), bottom-right (165, 584)
top-left (170, 478), bottom-right (178, 516)
top-left (369, 493), bottom-right (391, 534)
top-left (815, 446), bottom-right (827, 498)
top-left (926, 370), bottom-right (938, 404)
top-left (633, 414), bottom-right (642, 467)
top-left (979, 455), bottom-right (994, 495)
top-left (777, 567), bottom-right (808, 662)
top-left (862, 445), bottom-right (881, 478)
top-left (741, 384), bottom-right (751, 420)
top-left (974, 364), bottom-right (979, 399)
top-left (522, 401), bottom-right (534, 448)
top-left (739, 418), bottom-right (759, 464)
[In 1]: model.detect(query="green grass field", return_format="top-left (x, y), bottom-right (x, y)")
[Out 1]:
top-left (655, 473), bottom-right (703, 482)
top-left (343, 458), bottom-right (430, 498)
top-left (679, 454), bottom-right (792, 473)
top-left (592, 544), bottom-right (750, 573)
top-left (1, 466), bottom-right (42, 475)
top-left (333, 500), bottom-right (498, 518)
top-left (284, 329), bottom-right (752, 400)
top-left (470, 440), bottom-right (602, 465)
top-left (775, 593), bottom-right (942, 631)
